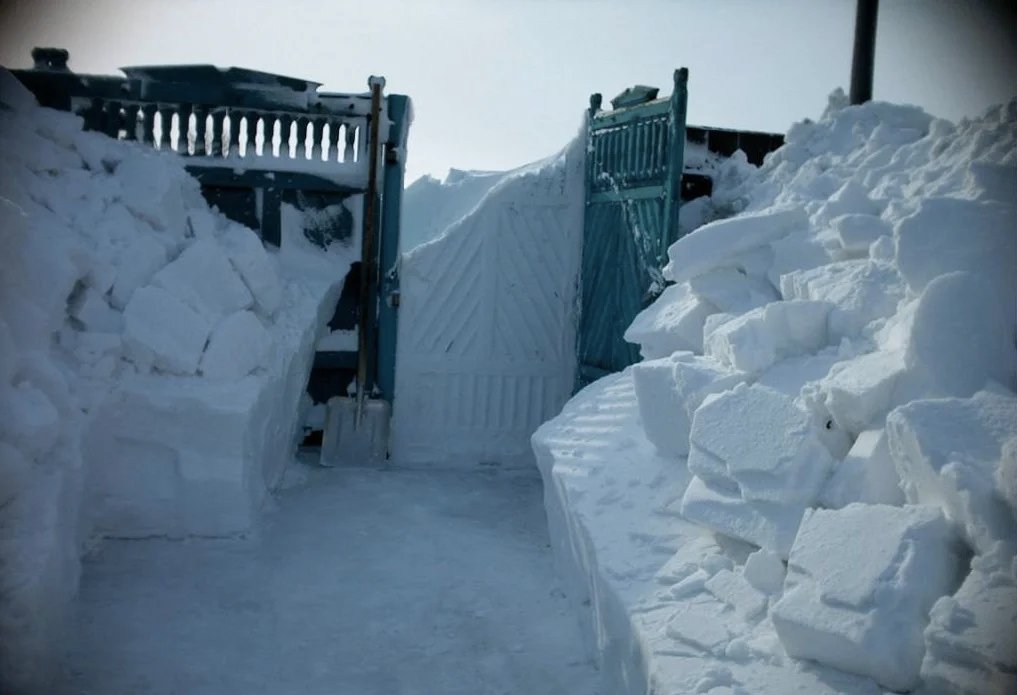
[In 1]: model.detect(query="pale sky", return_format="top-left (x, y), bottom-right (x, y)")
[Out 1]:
top-left (1, 0), bottom-right (1014, 183)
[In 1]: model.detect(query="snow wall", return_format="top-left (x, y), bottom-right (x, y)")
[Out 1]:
top-left (390, 138), bottom-right (585, 467)
top-left (0, 71), bottom-right (353, 691)
top-left (535, 92), bottom-right (1017, 694)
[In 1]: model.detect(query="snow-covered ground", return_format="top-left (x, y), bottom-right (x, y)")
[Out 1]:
top-left (536, 92), bottom-right (1017, 694)
top-left (56, 460), bottom-right (603, 695)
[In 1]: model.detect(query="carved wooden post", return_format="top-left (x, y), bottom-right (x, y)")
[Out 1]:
top-left (140, 104), bottom-right (156, 145)
top-left (311, 118), bottom-right (324, 160)
top-left (123, 104), bottom-right (140, 140)
top-left (344, 123), bottom-right (356, 163)
top-left (192, 105), bottom-right (207, 156)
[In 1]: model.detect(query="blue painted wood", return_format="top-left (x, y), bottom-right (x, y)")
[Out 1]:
top-left (576, 69), bottom-right (689, 390)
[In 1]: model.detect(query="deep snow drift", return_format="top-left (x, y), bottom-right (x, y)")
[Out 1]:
top-left (535, 92), bottom-right (1017, 694)
top-left (0, 71), bottom-right (355, 690)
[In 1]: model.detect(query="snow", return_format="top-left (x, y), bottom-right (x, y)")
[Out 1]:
top-left (534, 92), bottom-right (1017, 694)
top-left (55, 465), bottom-right (604, 695)
top-left (0, 70), bottom-right (354, 690)
top-left (772, 504), bottom-right (964, 692)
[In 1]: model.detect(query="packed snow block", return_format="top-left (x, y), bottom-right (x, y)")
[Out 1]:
top-left (895, 197), bottom-right (1017, 297)
top-left (665, 598), bottom-right (741, 655)
top-left (812, 180), bottom-right (880, 227)
top-left (921, 557), bottom-right (1017, 695)
top-left (704, 300), bottom-right (831, 374)
top-left (886, 389), bottom-right (1017, 554)
top-left (742, 548), bottom-right (786, 596)
top-left (632, 355), bottom-right (692, 458)
top-left (831, 213), bottom-right (891, 256)
top-left (767, 231), bottom-right (833, 289)
top-left (779, 260), bottom-right (904, 338)
top-left (998, 437), bottom-right (1017, 522)
top-left (704, 568), bottom-right (768, 621)
top-left (906, 271), bottom-right (1017, 398)
top-left (122, 285), bottom-right (212, 375)
top-left (688, 384), bottom-right (836, 506)
top-left (220, 224), bottom-right (283, 317)
top-left (624, 283), bottom-right (717, 358)
top-left (772, 504), bottom-right (963, 692)
top-left (115, 153), bottom-right (198, 238)
top-left (663, 206), bottom-right (807, 283)
top-left (819, 429), bottom-right (904, 508)
top-left (821, 350), bottom-right (907, 433)
top-left (687, 267), bottom-right (778, 315)
top-left (200, 310), bottom-right (272, 380)
top-left (69, 286), bottom-right (122, 333)
top-left (151, 239), bottom-right (254, 323)
top-left (109, 233), bottom-right (168, 309)
top-left (680, 476), bottom-right (805, 559)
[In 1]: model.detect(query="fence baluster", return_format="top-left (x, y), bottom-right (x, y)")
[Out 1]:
top-left (192, 106), bottom-right (207, 156)
top-left (141, 104), bottom-right (156, 145)
top-left (123, 104), bottom-right (140, 140)
top-left (344, 123), bottom-right (356, 163)
top-left (311, 118), bottom-right (324, 161)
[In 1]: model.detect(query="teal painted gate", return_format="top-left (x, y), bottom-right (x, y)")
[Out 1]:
top-left (577, 68), bottom-right (689, 388)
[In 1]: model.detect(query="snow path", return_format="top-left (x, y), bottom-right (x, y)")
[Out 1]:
top-left (56, 464), bottom-right (603, 695)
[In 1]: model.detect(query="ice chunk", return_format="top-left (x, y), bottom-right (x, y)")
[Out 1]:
top-left (122, 286), bottom-right (212, 375)
top-left (819, 429), bottom-right (904, 508)
top-left (624, 283), bottom-right (717, 359)
top-left (200, 311), bottom-right (272, 381)
top-left (887, 389), bottom-right (1017, 554)
top-left (151, 239), bottom-right (253, 323)
top-left (742, 548), bottom-right (786, 596)
top-left (663, 206), bottom-right (807, 283)
top-left (906, 272), bottom-right (1017, 398)
top-left (220, 224), bottom-right (283, 317)
top-left (704, 300), bottom-right (831, 375)
top-left (689, 384), bottom-right (835, 505)
top-left (772, 504), bottom-right (963, 692)
top-left (109, 234), bottom-right (168, 309)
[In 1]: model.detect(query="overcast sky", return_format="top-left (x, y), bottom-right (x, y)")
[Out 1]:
top-left (1, 0), bottom-right (1014, 183)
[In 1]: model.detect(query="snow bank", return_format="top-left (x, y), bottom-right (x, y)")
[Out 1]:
top-left (391, 138), bottom-right (584, 467)
top-left (0, 70), bottom-right (352, 690)
top-left (535, 92), bottom-right (1017, 693)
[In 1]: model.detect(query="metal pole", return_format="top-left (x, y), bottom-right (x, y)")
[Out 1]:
top-left (849, 0), bottom-right (879, 105)
top-left (356, 76), bottom-right (385, 427)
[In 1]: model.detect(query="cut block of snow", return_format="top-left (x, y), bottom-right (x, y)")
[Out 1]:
top-left (69, 286), bottom-right (122, 333)
top-left (998, 437), bottom-right (1017, 522)
top-left (122, 286), bottom-right (212, 375)
top-left (779, 260), bottom-right (903, 338)
top-left (887, 389), bottom-right (1017, 554)
top-left (821, 350), bottom-right (907, 433)
top-left (680, 476), bottom-right (805, 559)
top-left (831, 213), bottom-right (891, 255)
top-left (220, 225), bottom-right (282, 317)
top-left (663, 206), bottom-right (807, 283)
top-left (921, 560), bottom-right (1017, 695)
top-left (687, 267), bottom-right (778, 315)
top-left (906, 271), bottom-right (1017, 398)
top-left (895, 197), bottom-right (1017, 296)
top-left (73, 332), bottom-right (122, 366)
top-left (813, 180), bottom-right (880, 226)
top-left (665, 599), bottom-right (740, 654)
top-left (704, 300), bottom-right (831, 374)
top-left (624, 283), bottom-right (717, 358)
top-left (742, 548), bottom-right (786, 596)
top-left (704, 568), bottom-right (767, 621)
top-left (110, 234), bottom-right (168, 309)
top-left (689, 383), bottom-right (836, 505)
top-left (115, 154), bottom-right (196, 237)
top-left (632, 355), bottom-right (693, 458)
top-left (767, 231), bottom-right (833, 289)
top-left (772, 504), bottom-right (963, 692)
top-left (200, 311), bottom-right (272, 380)
top-left (151, 239), bottom-right (253, 323)
top-left (819, 428), bottom-right (904, 508)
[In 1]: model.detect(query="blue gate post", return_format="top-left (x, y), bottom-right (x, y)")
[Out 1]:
top-left (375, 94), bottom-right (411, 403)
top-left (662, 68), bottom-right (689, 250)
